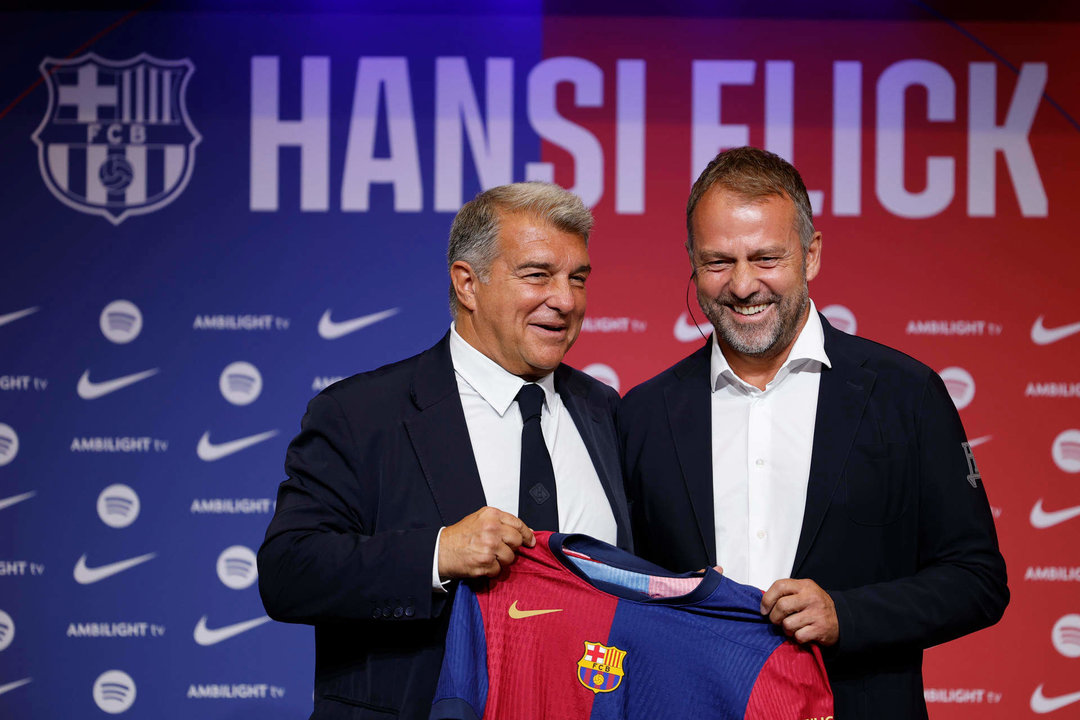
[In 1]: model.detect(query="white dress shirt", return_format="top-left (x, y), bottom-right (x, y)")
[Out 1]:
top-left (432, 325), bottom-right (617, 588)
top-left (710, 301), bottom-right (830, 590)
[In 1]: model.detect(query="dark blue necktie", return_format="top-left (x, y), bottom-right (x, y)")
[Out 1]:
top-left (516, 383), bottom-right (559, 531)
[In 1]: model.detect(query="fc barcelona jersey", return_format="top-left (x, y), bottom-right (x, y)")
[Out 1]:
top-left (430, 533), bottom-right (833, 720)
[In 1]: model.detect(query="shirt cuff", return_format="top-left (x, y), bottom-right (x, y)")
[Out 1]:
top-left (432, 526), bottom-right (451, 593)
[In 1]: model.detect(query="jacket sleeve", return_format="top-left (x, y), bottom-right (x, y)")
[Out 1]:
top-left (828, 372), bottom-right (1009, 655)
top-left (257, 389), bottom-right (448, 624)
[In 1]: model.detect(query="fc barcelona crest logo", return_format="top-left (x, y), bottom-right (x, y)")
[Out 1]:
top-left (577, 641), bottom-right (626, 694)
top-left (31, 53), bottom-right (201, 225)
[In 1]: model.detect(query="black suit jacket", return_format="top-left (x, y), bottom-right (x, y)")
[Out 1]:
top-left (258, 334), bottom-right (632, 720)
top-left (619, 316), bottom-right (1007, 720)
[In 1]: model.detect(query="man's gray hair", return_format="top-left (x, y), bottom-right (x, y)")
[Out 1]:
top-left (447, 182), bottom-right (593, 316)
top-left (686, 146), bottom-right (815, 255)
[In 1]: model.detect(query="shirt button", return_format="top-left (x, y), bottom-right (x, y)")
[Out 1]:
top-left (755, 458), bottom-right (765, 467)
top-left (757, 530), bottom-right (767, 540)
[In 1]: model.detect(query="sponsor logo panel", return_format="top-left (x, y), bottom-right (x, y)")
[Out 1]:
top-left (219, 362), bottom-right (262, 405)
top-left (0, 307), bottom-right (39, 329)
top-left (93, 669), bottom-right (136, 713)
top-left (1030, 499), bottom-right (1080, 530)
top-left (0, 491), bottom-right (37, 512)
top-left (580, 316), bottom-right (647, 333)
top-left (193, 615), bottom-right (270, 646)
top-left (1025, 382), bottom-right (1080, 398)
top-left (673, 312), bottom-right (712, 343)
top-left (0, 609), bottom-right (14, 651)
top-left (1052, 614), bottom-right (1080, 658)
top-left (0, 424), bottom-right (20, 466)
top-left (99, 300), bottom-right (143, 344)
top-left (74, 553), bottom-right (156, 585)
top-left (1051, 430), bottom-right (1080, 473)
top-left (0, 561), bottom-right (45, 577)
top-left (71, 437), bottom-right (168, 453)
top-left (0, 376), bottom-right (48, 391)
top-left (1024, 566), bottom-right (1080, 582)
top-left (197, 430), bottom-right (278, 462)
top-left (0, 678), bottom-right (32, 697)
top-left (1031, 684), bottom-right (1080, 714)
top-left (318, 307), bottom-right (399, 340)
top-left (216, 546), bottom-right (258, 590)
top-left (905, 320), bottom-right (1001, 336)
top-left (924, 687), bottom-right (1002, 704)
top-left (66, 622), bottom-right (165, 638)
top-left (186, 683), bottom-right (286, 699)
top-left (97, 484), bottom-right (140, 528)
top-left (190, 498), bottom-right (274, 515)
top-left (193, 314), bottom-right (289, 331)
top-left (77, 368), bottom-right (159, 400)
top-left (312, 376), bottom-right (344, 392)
top-left (1032, 316), bottom-right (1080, 346)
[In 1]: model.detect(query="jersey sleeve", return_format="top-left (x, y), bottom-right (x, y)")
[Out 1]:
top-left (430, 581), bottom-right (489, 720)
top-left (743, 642), bottom-right (834, 720)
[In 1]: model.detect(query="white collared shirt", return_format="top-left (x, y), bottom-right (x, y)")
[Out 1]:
top-left (432, 325), bottom-right (617, 588)
top-left (709, 300), bottom-right (831, 590)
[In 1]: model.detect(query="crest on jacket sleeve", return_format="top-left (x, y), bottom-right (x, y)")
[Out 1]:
top-left (31, 53), bottom-right (201, 225)
top-left (577, 641), bottom-right (626, 694)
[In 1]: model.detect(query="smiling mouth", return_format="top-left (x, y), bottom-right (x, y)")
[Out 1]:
top-left (533, 322), bottom-right (568, 333)
top-left (731, 304), bottom-right (769, 317)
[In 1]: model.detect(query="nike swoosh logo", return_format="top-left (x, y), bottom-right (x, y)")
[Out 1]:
top-left (196, 430), bottom-right (279, 462)
top-left (1031, 684), bottom-right (1080, 713)
top-left (508, 600), bottom-right (563, 619)
top-left (1032, 316), bottom-right (1080, 345)
top-left (968, 435), bottom-right (992, 447)
top-left (0, 678), bottom-right (32, 696)
top-left (0, 307), bottom-right (39, 328)
top-left (193, 615), bottom-right (271, 646)
top-left (673, 312), bottom-right (713, 343)
top-left (77, 368), bottom-right (159, 400)
top-left (73, 552), bottom-right (156, 584)
top-left (1030, 499), bottom-right (1080, 530)
top-left (318, 308), bottom-right (400, 340)
top-left (0, 491), bottom-right (36, 511)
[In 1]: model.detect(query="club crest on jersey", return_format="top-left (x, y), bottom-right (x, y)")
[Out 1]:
top-left (577, 641), bottom-right (626, 694)
top-left (31, 53), bottom-right (201, 225)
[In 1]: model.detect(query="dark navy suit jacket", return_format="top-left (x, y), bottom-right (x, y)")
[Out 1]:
top-left (258, 333), bottom-right (632, 720)
top-left (618, 315), bottom-right (1007, 720)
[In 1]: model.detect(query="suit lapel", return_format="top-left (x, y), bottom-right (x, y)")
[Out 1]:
top-left (404, 334), bottom-right (486, 525)
top-left (666, 342), bottom-right (716, 563)
top-left (556, 366), bottom-right (633, 550)
top-left (792, 319), bottom-right (876, 575)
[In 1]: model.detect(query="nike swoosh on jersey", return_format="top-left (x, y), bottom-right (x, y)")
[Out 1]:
top-left (0, 307), bottom-right (39, 328)
top-left (508, 600), bottom-right (564, 619)
top-left (0, 491), bottom-right (36, 512)
top-left (318, 307), bottom-right (400, 340)
top-left (193, 615), bottom-right (271, 646)
top-left (73, 552), bottom-right (157, 584)
top-left (1031, 684), bottom-right (1080, 713)
top-left (196, 430), bottom-right (278, 462)
top-left (673, 312), bottom-right (713, 343)
top-left (77, 368), bottom-right (159, 400)
top-left (0, 678), bottom-right (32, 696)
top-left (1031, 316), bottom-right (1080, 345)
top-left (1030, 499), bottom-right (1080, 529)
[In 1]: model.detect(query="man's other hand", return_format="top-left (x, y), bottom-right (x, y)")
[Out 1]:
top-left (760, 578), bottom-right (839, 646)
top-left (438, 507), bottom-right (536, 579)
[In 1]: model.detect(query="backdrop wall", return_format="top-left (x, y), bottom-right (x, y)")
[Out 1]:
top-left (2, 3), bottom-right (1078, 717)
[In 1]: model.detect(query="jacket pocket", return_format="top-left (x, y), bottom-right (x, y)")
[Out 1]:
top-left (842, 441), bottom-right (909, 526)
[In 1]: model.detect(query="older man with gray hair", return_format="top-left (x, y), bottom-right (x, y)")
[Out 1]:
top-left (259, 182), bottom-right (632, 720)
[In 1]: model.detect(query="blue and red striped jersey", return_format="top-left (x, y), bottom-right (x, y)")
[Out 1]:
top-left (431, 532), bottom-right (833, 720)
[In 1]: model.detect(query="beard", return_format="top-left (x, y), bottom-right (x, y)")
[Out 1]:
top-left (698, 281), bottom-right (809, 359)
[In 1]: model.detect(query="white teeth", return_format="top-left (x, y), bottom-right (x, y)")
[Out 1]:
top-left (732, 304), bottom-right (768, 316)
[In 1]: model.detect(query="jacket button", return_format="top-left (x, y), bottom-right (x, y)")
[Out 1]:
top-left (405, 607), bottom-right (415, 617)
top-left (393, 607), bottom-right (403, 618)
top-left (371, 608), bottom-right (381, 619)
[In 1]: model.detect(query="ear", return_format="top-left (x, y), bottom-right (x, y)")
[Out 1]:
top-left (804, 232), bottom-right (822, 282)
top-left (450, 260), bottom-right (481, 313)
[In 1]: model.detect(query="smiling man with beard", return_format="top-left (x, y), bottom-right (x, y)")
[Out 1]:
top-left (618, 146), bottom-right (1007, 719)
